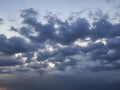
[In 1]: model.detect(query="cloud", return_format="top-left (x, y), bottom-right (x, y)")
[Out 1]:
top-left (1, 71), bottom-right (120, 90)
top-left (90, 18), bottom-right (112, 40)
top-left (0, 18), bottom-right (3, 25)
top-left (0, 8), bottom-right (120, 90)
top-left (0, 56), bottom-right (23, 66)
top-left (13, 9), bottom-right (90, 45)
top-left (105, 0), bottom-right (111, 4)
top-left (4, 8), bottom-right (120, 72)
top-left (0, 34), bottom-right (36, 55)
top-left (20, 8), bottom-right (38, 18)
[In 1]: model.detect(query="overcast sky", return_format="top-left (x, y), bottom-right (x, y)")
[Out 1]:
top-left (0, 0), bottom-right (120, 90)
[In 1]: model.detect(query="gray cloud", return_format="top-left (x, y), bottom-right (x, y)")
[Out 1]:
top-left (0, 56), bottom-right (23, 66)
top-left (0, 18), bottom-right (3, 25)
top-left (0, 34), bottom-right (36, 55)
top-left (105, 0), bottom-right (111, 4)
top-left (0, 8), bottom-right (120, 90)
top-left (1, 71), bottom-right (120, 90)
top-left (14, 9), bottom-right (90, 45)
top-left (6, 8), bottom-right (120, 72)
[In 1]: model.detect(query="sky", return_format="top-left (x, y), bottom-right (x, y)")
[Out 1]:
top-left (0, 0), bottom-right (120, 90)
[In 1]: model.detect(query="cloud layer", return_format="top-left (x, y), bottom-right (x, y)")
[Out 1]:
top-left (0, 8), bottom-right (120, 90)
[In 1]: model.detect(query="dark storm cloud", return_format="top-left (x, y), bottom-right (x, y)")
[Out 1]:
top-left (90, 18), bottom-right (112, 40)
top-left (37, 51), bottom-right (56, 61)
top-left (106, 38), bottom-right (120, 49)
top-left (14, 8), bottom-right (90, 45)
top-left (21, 52), bottom-right (35, 63)
top-left (89, 38), bottom-right (120, 61)
top-left (0, 34), bottom-right (36, 55)
top-left (37, 45), bottom-right (80, 61)
top-left (0, 8), bottom-right (120, 90)
top-left (14, 8), bottom-right (119, 45)
top-left (8, 8), bottom-right (120, 72)
top-left (27, 61), bottom-right (48, 70)
top-left (81, 42), bottom-right (105, 53)
top-left (55, 58), bottom-right (78, 71)
top-left (15, 67), bottom-right (29, 73)
top-left (1, 8), bottom-right (120, 74)
top-left (0, 56), bottom-right (23, 66)
top-left (56, 18), bottom-right (89, 45)
top-left (89, 62), bottom-right (120, 72)
top-left (91, 18), bottom-right (120, 40)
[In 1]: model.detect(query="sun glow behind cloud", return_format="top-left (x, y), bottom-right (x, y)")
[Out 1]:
top-left (48, 62), bottom-right (55, 69)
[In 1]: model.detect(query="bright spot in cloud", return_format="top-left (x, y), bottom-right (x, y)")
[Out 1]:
top-left (32, 52), bottom-right (37, 60)
top-left (54, 23), bottom-right (59, 29)
top-left (15, 53), bottom-right (22, 57)
top-left (48, 62), bottom-right (55, 69)
top-left (46, 45), bottom-right (54, 52)
top-left (74, 39), bottom-right (89, 47)
top-left (95, 38), bottom-right (107, 45)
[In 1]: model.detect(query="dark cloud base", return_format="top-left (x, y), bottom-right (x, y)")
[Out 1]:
top-left (1, 73), bottom-right (120, 90)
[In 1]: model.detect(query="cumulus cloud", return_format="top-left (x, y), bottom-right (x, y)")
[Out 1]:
top-left (1, 8), bottom-right (120, 72)
top-left (0, 56), bottom-right (23, 66)
top-left (0, 8), bottom-right (120, 90)
top-left (12, 9), bottom-right (90, 45)
top-left (0, 34), bottom-right (36, 55)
